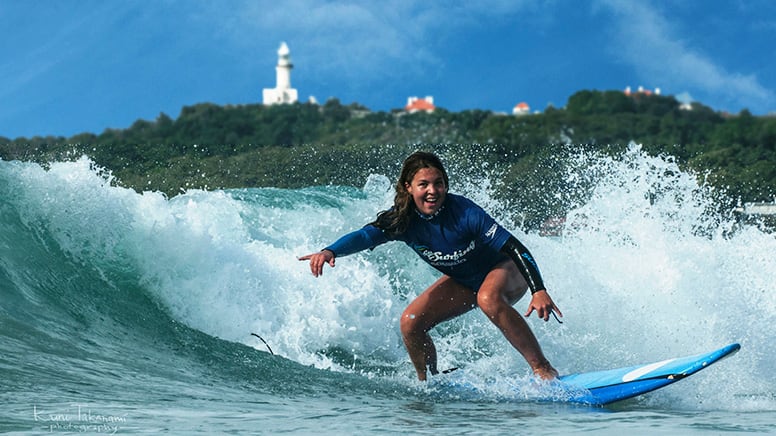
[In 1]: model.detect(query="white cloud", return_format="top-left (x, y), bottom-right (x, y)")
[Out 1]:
top-left (196, 0), bottom-right (539, 83)
top-left (597, 0), bottom-right (774, 111)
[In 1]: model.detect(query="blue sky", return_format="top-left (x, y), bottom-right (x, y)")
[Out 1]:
top-left (2, 0), bottom-right (775, 139)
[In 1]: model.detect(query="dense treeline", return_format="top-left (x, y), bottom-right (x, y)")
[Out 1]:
top-left (1, 90), bottom-right (774, 228)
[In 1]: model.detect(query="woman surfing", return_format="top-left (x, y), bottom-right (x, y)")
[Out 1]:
top-left (299, 151), bottom-right (562, 381)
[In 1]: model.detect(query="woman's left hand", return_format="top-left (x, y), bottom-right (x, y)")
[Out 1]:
top-left (524, 289), bottom-right (563, 322)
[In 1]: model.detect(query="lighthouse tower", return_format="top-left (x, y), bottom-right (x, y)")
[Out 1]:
top-left (262, 42), bottom-right (298, 105)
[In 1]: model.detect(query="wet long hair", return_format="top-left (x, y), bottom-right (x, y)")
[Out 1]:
top-left (371, 151), bottom-right (449, 236)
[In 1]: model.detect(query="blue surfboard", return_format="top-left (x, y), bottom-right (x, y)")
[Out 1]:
top-left (556, 342), bottom-right (741, 405)
top-left (432, 343), bottom-right (740, 406)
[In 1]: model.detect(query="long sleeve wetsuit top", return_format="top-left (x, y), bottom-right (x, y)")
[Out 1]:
top-left (324, 193), bottom-right (545, 292)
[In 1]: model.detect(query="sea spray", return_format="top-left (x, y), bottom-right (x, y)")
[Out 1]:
top-left (1, 149), bottom-right (774, 412)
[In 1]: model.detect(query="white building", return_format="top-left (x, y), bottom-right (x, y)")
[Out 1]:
top-left (263, 42), bottom-right (298, 105)
top-left (513, 102), bottom-right (530, 115)
top-left (676, 92), bottom-right (694, 111)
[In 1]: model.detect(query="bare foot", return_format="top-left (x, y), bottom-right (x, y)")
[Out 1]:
top-left (533, 364), bottom-right (559, 380)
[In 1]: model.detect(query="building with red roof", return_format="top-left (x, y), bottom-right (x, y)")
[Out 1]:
top-left (624, 86), bottom-right (661, 96)
top-left (405, 96), bottom-right (436, 113)
top-left (513, 102), bottom-right (530, 115)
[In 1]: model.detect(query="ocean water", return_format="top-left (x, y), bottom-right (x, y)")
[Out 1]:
top-left (1, 148), bottom-right (775, 435)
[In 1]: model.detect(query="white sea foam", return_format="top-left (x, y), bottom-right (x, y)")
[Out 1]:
top-left (3, 150), bottom-right (774, 411)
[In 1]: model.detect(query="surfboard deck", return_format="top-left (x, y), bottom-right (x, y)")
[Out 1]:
top-left (556, 342), bottom-right (740, 405)
top-left (432, 343), bottom-right (740, 406)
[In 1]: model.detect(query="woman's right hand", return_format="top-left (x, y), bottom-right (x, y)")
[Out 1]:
top-left (298, 249), bottom-right (335, 277)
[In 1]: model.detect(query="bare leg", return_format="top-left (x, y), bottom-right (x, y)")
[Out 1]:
top-left (477, 260), bottom-right (558, 379)
top-left (400, 276), bottom-right (477, 381)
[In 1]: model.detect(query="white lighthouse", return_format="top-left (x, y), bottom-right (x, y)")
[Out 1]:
top-left (262, 42), bottom-right (298, 105)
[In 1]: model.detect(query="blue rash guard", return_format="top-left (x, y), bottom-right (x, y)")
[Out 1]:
top-left (324, 193), bottom-right (516, 291)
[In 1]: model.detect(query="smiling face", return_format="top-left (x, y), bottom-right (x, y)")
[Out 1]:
top-left (405, 167), bottom-right (448, 216)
